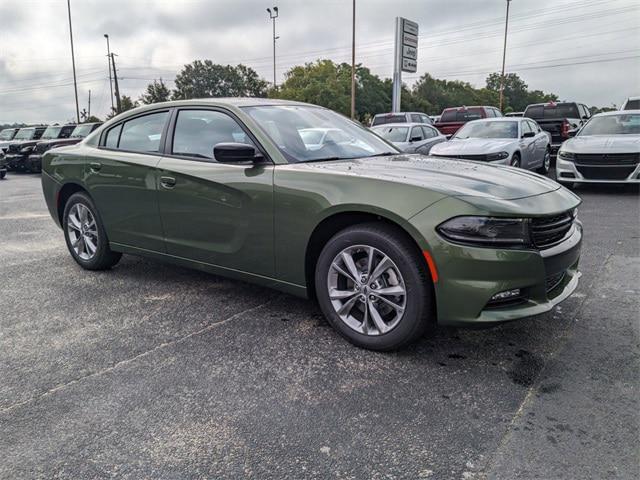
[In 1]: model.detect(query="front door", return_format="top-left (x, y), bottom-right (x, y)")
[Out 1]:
top-left (519, 121), bottom-right (537, 168)
top-left (156, 108), bottom-right (275, 278)
top-left (85, 110), bottom-right (170, 252)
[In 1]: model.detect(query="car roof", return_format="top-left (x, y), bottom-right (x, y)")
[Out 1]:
top-left (372, 112), bottom-right (426, 117)
top-left (153, 97), bottom-right (312, 108)
top-left (466, 117), bottom-right (522, 123)
top-left (593, 109), bottom-right (640, 117)
top-left (372, 122), bottom-right (433, 128)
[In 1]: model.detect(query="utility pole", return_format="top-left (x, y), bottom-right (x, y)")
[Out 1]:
top-left (267, 6), bottom-right (279, 88)
top-left (110, 53), bottom-right (121, 114)
top-left (350, 0), bottom-right (356, 120)
top-left (104, 34), bottom-right (114, 112)
top-left (87, 89), bottom-right (91, 119)
top-left (66, 0), bottom-right (80, 123)
top-left (499, 0), bottom-right (512, 112)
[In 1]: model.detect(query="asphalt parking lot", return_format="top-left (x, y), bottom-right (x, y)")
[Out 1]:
top-left (1, 173), bottom-right (638, 480)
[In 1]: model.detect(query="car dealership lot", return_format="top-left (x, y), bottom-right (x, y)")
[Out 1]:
top-left (1, 174), bottom-right (638, 479)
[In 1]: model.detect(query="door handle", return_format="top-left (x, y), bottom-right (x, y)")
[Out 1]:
top-left (89, 162), bottom-right (102, 171)
top-left (160, 176), bottom-right (176, 189)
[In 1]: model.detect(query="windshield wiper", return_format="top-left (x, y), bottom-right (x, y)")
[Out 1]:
top-left (367, 152), bottom-right (397, 157)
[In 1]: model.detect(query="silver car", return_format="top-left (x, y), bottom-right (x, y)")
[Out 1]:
top-left (371, 123), bottom-right (446, 154)
top-left (556, 110), bottom-right (640, 185)
top-left (429, 117), bottom-right (551, 173)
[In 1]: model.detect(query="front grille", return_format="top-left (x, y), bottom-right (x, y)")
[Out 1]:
top-left (576, 165), bottom-right (635, 180)
top-left (575, 153), bottom-right (639, 166)
top-left (545, 271), bottom-right (566, 293)
top-left (530, 211), bottom-right (574, 249)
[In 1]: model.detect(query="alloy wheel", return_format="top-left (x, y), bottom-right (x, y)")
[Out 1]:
top-left (327, 244), bottom-right (407, 336)
top-left (67, 203), bottom-right (99, 261)
top-left (544, 150), bottom-right (551, 171)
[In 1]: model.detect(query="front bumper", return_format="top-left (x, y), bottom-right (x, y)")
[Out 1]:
top-left (27, 154), bottom-right (43, 171)
top-left (420, 218), bottom-right (583, 327)
top-left (556, 156), bottom-right (640, 184)
top-left (4, 153), bottom-right (28, 170)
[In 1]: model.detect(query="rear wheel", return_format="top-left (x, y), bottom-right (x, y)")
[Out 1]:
top-left (63, 192), bottom-right (122, 270)
top-left (537, 147), bottom-right (551, 174)
top-left (314, 223), bottom-right (434, 351)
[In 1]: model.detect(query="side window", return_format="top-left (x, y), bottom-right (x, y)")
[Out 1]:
top-left (410, 114), bottom-right (422, 123)
top-left (420, 114), bottom-right (432, 124)
top-left (62, 126), bottom-right (75, 138)
top-left (521, 121), bottom-right (533, 136)
top-left (105, 124), bottom-right (122, 149)
top-left (421, 126), bottom-right (436, 138)
top-left (172, 109), bottom-right (255, 160)
top-left (529, 120), bottom-right (540, 133)
top-left (118, 111), bottom-right (168, 153)
top-left (494, 108), bottom-right (503, 117)
top-left (410, 126), bottom-right (424, 141)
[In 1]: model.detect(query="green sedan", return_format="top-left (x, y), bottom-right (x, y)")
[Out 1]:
top-left (41, 99), bottom-right (582, 350)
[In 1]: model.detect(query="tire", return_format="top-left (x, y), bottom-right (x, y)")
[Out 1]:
top-left (314, 222), bottom-right (434, 351)
top-left (510, 153), bottom-right (521, 168)
top-left (537, 147), bottom-right (551, 174)
top-left (0, 171), bottom-right (5, 180)
top-left (62, 192), bottom-right (122, 270)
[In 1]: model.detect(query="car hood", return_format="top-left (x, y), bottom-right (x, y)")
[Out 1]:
top-left (292, 154), bottom-right (560, 200)
top-left (562, 135), bottom-right (640, 153)
top-left (430, 138), bottom-right (515, 155)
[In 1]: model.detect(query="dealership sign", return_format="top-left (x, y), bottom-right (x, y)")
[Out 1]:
top-left (392, 17), bottom-right (419, 110)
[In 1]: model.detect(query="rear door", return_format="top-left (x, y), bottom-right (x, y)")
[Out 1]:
top-left (156, 107), bottom-right (275, 277)
top-left (86, 109), bottom-right (170, 252)
top-left (519, 120), bottom-right (537, 168)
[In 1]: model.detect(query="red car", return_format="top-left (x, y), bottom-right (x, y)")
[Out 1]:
top-left (434, 106), bottom-right (503, 138)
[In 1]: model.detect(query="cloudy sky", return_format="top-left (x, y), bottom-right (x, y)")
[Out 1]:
top-left (1, 0), bottom-right (638, 124)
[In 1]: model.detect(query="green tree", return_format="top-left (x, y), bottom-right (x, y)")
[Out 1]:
top-left (106, 95), bottom-right (139, 119)
top-left (84, 115), bottom-right (101, 123)
top-left (140, 78), bottom-right (171, 104)
top-left (410, 73), bottom-right (499, 114)
top-left (273, 60), bottom-right (391, 121)
top-left (172, 60), bottom-right (267, 99)
top-left (486, 72), bottom-right (557, 111)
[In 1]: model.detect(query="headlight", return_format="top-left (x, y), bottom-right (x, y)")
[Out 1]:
top-left (20, 146), bottom-right (33, 153)
top-left (437, 216), bottom-right (531, 248)
top-left (558, 150), bottom-right (575, 160)
top-left (486, 151), bottom-right (509, 161)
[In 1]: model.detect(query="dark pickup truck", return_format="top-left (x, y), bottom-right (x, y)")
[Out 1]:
top-left (5, 124), bottom-right (75, 172)
top-left (523, 102), bottom-right (591, 153)
top-left (434, 105), bottom-right (503, 138)
top-left (27, 122), bottom-right (102, 172)
top-left (0, 128), bottom-right (20, 156)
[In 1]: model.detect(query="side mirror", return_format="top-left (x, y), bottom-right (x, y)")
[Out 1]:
top-left (213, 142), bottom-right (261, 163)
top-left (522, 131), bottom-right (535, 138)
top-left (567, 129), bottom-right (578, 138)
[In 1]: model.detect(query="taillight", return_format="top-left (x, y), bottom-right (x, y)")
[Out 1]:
top-left (561, 119), bottom-right (570, 138)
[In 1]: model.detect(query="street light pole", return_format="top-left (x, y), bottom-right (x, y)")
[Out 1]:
top-left (267, 6), bottom-right (279, 88)
top-left (499, 0), bottom-right (512, 112)
top-left (350, 0), bottom-right (356, 120)
top-left (66, 0), bottom-right (80, 123)
top-left (104, 34), bottom-right (114, 112)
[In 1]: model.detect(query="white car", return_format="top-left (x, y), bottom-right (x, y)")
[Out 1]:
top-left (298, 128), bottom-right (372, 153)
top-left (556, 110), bottom-right (640, 186)
top-left (370, 123), bottom-right (446, 154)
top-left (429, 117), bottom-right (551, 173)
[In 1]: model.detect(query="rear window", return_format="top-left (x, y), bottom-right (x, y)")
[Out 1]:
top-left (372, 114), bottom-right (406, 126)
top-left (624, 99), bottom-right (640, 110)
top-left (440, 108), bottom-right (483, 123)
top-left (525, 103), bottom-right (579, 119)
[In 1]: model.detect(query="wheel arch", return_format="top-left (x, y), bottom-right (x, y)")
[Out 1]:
top-left (304, 208), bottom-right (431, 300)
top-left (57, 182), bottom-right (90, 225)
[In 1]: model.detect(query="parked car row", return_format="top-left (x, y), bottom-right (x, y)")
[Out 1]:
top-left (0, 122), bottom-right (102, 177)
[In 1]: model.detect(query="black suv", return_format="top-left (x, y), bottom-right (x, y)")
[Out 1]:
top-left (0, 128), bottom-right (20, 156)
top-left (5, 125), bottom-right (74, 172)
top-left (27, 122), bottom-right (102, 172)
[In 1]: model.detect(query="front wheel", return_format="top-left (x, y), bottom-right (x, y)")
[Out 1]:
top-left (63, 192), bottom-right (122, 270)
top-left (537, 148), bottom-right (551, 174)
top-left (510, 153), bottom-right (521, 168)
top-left (314, 223), bottom-right (434, 351)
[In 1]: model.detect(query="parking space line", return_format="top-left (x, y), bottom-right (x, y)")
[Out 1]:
top-left (0, 298), bottom-right (275, 415)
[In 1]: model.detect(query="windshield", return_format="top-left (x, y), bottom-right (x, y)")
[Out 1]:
top-left (372, 126), bottom-right (409, 143)
top-left (453, 121), bottom-right (518, 139)
top-left (14, 128), bottom-right (35, 140)
top-left (71, 124), bottom-right (94, 138)
top-left (242, 105), bottom-right (398, 163)
top-left (41, 126), bottom-right (62, 140)
top-left (579, 114), bottom-right (640, 135)
top-left (0, 129), bottom-right (16, 140)
top-left (372, 114), bottom-right (406, 126)
top-left (525, 103), bottom-right (579, 119)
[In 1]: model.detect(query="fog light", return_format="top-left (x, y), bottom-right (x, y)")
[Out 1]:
top-left (490, 288), bottom-right (521, 301)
